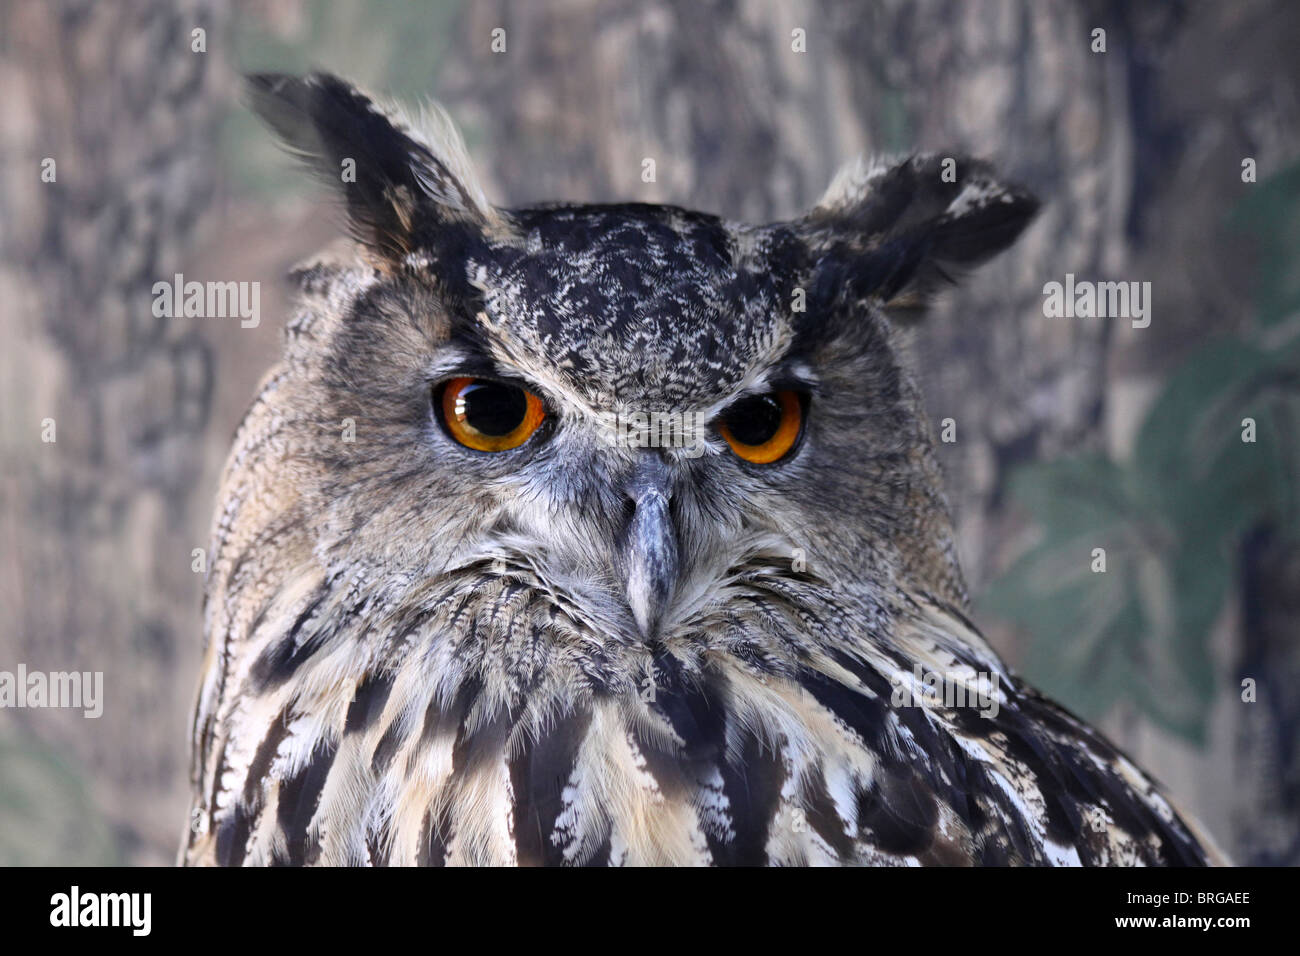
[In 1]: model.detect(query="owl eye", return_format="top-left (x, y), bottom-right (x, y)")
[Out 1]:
top-left (436, 377), bottom-right (547, 452)
top-left (717, 389), bottom-right (804, 464)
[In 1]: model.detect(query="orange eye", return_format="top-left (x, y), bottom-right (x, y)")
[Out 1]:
top-left (717, 390), bottom-right (804, 464)
top-left (437, 377), bottom-right (546, 452)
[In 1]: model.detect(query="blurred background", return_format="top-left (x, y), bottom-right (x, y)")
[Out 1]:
top-left (1, 0), bottom-right (1298, 865)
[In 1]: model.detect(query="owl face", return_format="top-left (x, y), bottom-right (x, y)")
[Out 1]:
top-left (244, 72), bottom-right (1037, 698)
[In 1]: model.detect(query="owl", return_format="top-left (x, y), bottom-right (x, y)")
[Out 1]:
top-left (183, 72), bottom-right (1223, 866)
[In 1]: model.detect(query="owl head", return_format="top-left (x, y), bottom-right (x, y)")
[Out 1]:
top-left (240, 73), bottom-right (1037, 698)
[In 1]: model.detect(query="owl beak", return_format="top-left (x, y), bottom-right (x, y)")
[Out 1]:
top-left (622, 456), bottom-right (680, 639)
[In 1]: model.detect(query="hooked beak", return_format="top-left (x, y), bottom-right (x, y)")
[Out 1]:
top-left (621, 454), bottom-right (679, 639)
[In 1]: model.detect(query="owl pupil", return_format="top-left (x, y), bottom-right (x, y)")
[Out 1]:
top-left (725, 394), bottom-right (783, 446)
top-left (456, 382), bottom-right (527, 435)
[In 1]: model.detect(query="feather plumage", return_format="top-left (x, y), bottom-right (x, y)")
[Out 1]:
top-left (183, 73), bottom-right (1221, 867)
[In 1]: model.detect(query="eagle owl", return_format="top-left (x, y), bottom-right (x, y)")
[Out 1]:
top-left (184, 73), bottom-right (1222, 866)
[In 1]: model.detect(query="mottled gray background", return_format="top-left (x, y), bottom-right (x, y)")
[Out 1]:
top-left (2, 0), bottom-right (1297, 865)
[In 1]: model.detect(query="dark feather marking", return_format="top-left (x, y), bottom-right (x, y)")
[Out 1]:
top-left (214, 709), bottom-right (295, 867)
top-left (508, 706), bottom-right (592, 866)
top-left (370, 716), bottom-right (405, 776)
top-left (641, 652), bottom-right (735, 862)
top-left (215, 806), bottom-right (253, 868)
top-left (716, 723), bottom-right (786, 866)
top-left (643, 649), bottom-right (727, 766)
top-left (961, 760), bottom-right (1040, 865)
top-left (345, 671), bottom-right (394, 734)
top-left (422, 672), bottom-right (482, 747)
top-left (808, 647), bottom-right (1204, 865)
top-left (1000, 691), bottom-right (1208, 865)
top-left (798, 655), bottom-right (1064, 863)
top-left (272, 737), bottom-right (338, 866)
top-left (997, 714), bottom-right (1089, 847)
top-left (248, 587), bottom-right (331, 692)
top-left (365, 817), bottom-right (390, 867)
top-left (799, 658), bottom-right (971, 860)
top-left (801, 767), bottom-right (856, 859)
top-left (917, 832), bottom-right (974, 866)
top-left (797, 663), bottom-right (891, 754)
top-left (418, 807), bottom-right (450, 867)
top-left (855, 766), bottom-right (939, 857)
top-left (450, 711), bottom-right (512, 777)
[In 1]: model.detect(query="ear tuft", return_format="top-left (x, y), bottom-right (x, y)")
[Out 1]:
top-left (244, 72), bottom-right (494, 261)
top-left (806, 154), bottom-right (1039, 315)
